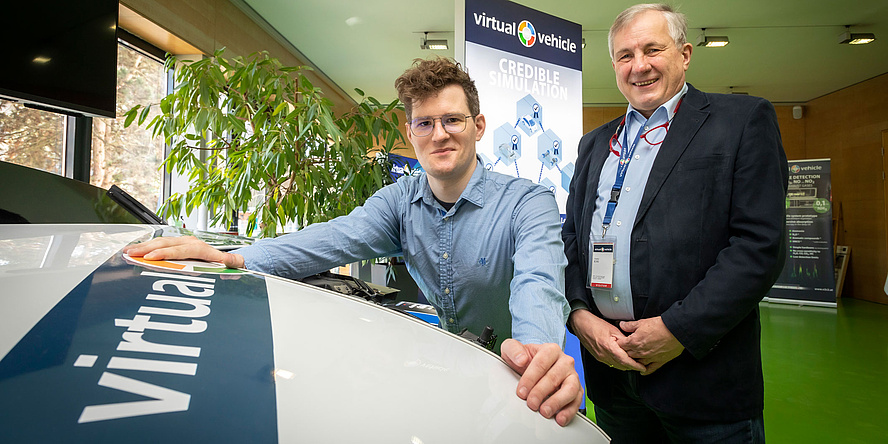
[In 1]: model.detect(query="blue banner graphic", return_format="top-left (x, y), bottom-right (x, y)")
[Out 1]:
top-left (460, 0), bottom-right (584, 406)
top-left (465, 0), bottom-right (582, 70)
top-left (389, 153), bottom-right (423, 181)
top-left (0, 254), bottom-right (278, 442)
top-left (460, 0), bottom-right (582, 216)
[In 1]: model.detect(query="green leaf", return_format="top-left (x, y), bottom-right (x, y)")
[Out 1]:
top-left (299, 75), bottom-right (314, 91)
top-left (228, 114), bottom-right (247, 133)
top-left (195, 109), bottom-right (208, 132)
top-left (126, 48), bottom-right (397, 235)
top-left (124, 107), bottom-right (139, 127)
top-left (272, 101), bottom-right (287, 117)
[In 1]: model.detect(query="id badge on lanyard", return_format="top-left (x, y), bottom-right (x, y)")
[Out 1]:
top-left (588, 233), bottom-right (617, 289)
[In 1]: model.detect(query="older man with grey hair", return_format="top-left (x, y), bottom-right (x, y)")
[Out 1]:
top-left (563, 3), bottom-right (787, 442)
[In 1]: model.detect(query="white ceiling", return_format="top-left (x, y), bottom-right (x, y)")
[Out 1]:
top-left (241, 0), bottom-right (888, 106)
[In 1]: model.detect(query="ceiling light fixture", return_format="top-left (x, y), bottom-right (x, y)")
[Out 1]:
top-left (696, 28), bottom-right (729, 47)
top-left (838, 26), bottom-right (876, 45)
top-left (420, 32), bottom-right (448, 50)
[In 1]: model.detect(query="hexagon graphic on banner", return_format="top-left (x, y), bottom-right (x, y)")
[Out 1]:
top-left (516, 94), bottom-right (543, 137)
top-left (537, 129), bottom-right (562, 168)
top-left (494, 123), bottom-right (522, 166)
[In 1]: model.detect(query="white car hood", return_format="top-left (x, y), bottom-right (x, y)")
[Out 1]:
top-left (0, 224), bottom-right (608, 443)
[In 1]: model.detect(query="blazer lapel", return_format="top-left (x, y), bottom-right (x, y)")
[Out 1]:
top-left (581, 119), bottom-right (620, 248)
top-left (634, 85), bottom-right (710, 225)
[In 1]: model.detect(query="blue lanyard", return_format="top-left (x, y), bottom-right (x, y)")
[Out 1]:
top-left (601, 120), bottom-right (646, 236)
top-left (600, 95), bottom-right (685, 237)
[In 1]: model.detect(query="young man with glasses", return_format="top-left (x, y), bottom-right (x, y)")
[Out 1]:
top-left (126, 57), bottom-right (583, 426)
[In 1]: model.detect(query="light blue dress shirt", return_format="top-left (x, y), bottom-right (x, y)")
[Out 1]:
top-left (589, 84), bottom-right (688, 320)
top-left (236, 159), bottom-right (569, 349)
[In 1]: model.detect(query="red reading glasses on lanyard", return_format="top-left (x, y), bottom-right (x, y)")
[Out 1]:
top-left (609, 98), bottom-right (684, 156)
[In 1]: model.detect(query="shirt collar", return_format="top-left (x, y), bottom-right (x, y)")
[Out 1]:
top-left (625, 82), bottom-right (689, 126)
top-left (411, 156), bottom-right (486, 210)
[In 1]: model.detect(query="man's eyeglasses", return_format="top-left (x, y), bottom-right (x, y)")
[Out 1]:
top-left (409, 113), bottom-right (476, 137)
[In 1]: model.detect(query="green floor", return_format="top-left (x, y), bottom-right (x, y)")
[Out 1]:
top-left (760, 298), bottom-right (888, 442)
top-left (583, 298), bottom-right (888, 442)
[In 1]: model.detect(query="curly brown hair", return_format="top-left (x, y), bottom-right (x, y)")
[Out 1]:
top-left (394, 57), bottom-right (480, 120)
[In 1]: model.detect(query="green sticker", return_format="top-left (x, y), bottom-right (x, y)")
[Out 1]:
top-left (813, 198), bottom-right (831, 213)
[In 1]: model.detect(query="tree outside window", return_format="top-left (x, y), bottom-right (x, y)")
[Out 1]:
top-left (90, 43), bottom-right (167, 211)
top-left (0, 100), bottom-right (66, 174)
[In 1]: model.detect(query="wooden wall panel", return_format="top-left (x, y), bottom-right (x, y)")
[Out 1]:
top-left (120, 0), bottom-right (354, 115)
top-left (120, 0), bottom-right (215, 57)
top-left (841, 199), bottom-right (888, 302)
top-left (775, 106), bottom-right (806, 160)
top-left (582, 106), bottom-right (624, 133)
top-left (805, 73), bottom-right (888, 304)
top-left (119, 5), bottom-right (202, 54)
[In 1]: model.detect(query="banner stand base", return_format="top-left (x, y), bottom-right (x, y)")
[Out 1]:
top-left (762, 297), bottom-right (837, 308)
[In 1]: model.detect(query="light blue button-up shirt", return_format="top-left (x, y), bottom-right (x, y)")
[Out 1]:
top-left (589, 84), bottom-right (688, 320)
top-left (236, 159), bottom-right (569, 350)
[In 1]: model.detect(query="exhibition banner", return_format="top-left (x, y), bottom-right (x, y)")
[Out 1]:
top-left (456, 0), bottom-right (585, 406)
top-left (388, 153), bottom-right (422, 181)
top-left (769, 159), bottom-right (837, 306)
top-left (456, 0), bottom-right (582, 216)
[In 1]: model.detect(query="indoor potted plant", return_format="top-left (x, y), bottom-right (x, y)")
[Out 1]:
top-left (124, 48), bottom-right (405, 238)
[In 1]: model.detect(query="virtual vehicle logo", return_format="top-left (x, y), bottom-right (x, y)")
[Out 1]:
top-left (518, 20), bottom-right (536, 47)
top-left (790, 164), bottom-right (821, 173)
top-left (124, 254), bottom-right (249, 275)
top-left (472, 12), bottom-right (577, 53)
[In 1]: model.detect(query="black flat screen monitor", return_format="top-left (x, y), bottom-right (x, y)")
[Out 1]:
top-left (0, 1), bottom-right (119, 118)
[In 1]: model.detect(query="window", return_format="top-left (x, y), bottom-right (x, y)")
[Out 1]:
top-left (90, 42), bottom-right (168, 212)
top-left (0, 101), bottom-right (66, 174)
top-left (1, 37), bottom-right (170, 215)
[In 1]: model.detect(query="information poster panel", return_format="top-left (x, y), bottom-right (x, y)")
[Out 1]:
top-left (769, 159), bottom-right (836, 306)
top-left (457, 0), bottom-right (582, 216)
top-left (455, 0), bottom-right (585, 406)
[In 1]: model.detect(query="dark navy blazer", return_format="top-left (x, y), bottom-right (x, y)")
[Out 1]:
top-left (563, 84), bottom-right (789, 421)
